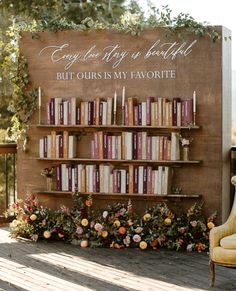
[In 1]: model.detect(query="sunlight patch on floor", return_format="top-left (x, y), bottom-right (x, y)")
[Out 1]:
top-left (30, 252), bottom-right (202, 291)
top-left (0, 257), bottom-right (94, 291)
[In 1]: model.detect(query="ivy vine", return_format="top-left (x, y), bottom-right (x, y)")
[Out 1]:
top-left (2, 5), bottom-right (224, 150)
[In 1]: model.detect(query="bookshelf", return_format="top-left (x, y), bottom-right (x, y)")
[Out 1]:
top-left (17, 27), bottom-right (231, 221)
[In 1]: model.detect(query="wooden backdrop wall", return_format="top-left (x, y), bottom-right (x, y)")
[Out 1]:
top-left (18, 27), bottom-right (231, 222)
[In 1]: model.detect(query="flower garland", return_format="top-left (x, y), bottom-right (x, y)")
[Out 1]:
top-left (5, 193), bottom-right (216, 252)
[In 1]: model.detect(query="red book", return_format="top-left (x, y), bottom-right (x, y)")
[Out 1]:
top-left (59, 103), bottom-right (63, 125)
top-left (95, 169), bottom-right (100, 192)
top-left (126, 171), bottom-right (129, 193)
top-left (99, 102), bottom-right (103, 125)
top-left (88, 101), bottom-right (94, 125)
top-left (138, 103), bottom-right (142, 125)
top-left (43, 136), bottom-right (47, 158)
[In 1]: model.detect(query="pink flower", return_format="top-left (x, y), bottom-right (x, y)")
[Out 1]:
top-left (123, 235), bottom-right (131, 247)
top-left (133, 234), bottom-right (141, 243)
top-left (76, 226), bottom-right (83, 235)
top-left (31, 234), bottom-right (38, 242)
top-left (135, 227), bottom-right (143, 234)
top-left (94, 223), bottom-right (103, 232)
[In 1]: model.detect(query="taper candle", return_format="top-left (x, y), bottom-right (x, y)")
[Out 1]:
top-left (193, 91), bottom-right (196, 113)
top-left (122, 86), bottom-right (125, 107)
top-left (38, 86), bottom-right (42, 107)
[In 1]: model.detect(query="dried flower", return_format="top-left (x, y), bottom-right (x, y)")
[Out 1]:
top-left (41, 167), bottom-right (55, 178)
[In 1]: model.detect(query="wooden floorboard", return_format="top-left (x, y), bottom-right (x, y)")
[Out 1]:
top-left (0, 227), bottom-right (236, 291)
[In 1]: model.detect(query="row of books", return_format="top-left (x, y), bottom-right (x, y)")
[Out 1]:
top-left (46, 96), bottom-right (193, 126)
top-left (55, 163), bottom-right (172, 195)
top-left (91, 131), bottom-right (180, 161)
top-left (39, 131), bottom-right (77, 158)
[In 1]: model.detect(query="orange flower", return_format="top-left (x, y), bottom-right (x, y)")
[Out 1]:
top-left (118, 226), bottom-right (126, 235)
top-left (80, 240), bottom-right (89, 248)
top-left (150, 239), bottom-right (158, 247)
top-left (85, 199), bottom-right (93, 207)
top-left (139, 241), bottom-right (148, 250)
top-left (197, 242), bottom-right (204, 253)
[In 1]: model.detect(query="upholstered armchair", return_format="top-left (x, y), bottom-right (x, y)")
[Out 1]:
top-left (209, 175), bottom-right (236, 287)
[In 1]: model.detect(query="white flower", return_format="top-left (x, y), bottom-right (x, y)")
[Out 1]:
top-left (102, 211), bottom-right (108, 219)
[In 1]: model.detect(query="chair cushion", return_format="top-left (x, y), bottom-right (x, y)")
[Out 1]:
top-left (220, 233), bottom-right (236, 249)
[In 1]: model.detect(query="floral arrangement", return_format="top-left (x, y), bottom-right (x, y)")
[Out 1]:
top-left (41, 167), bottom-right (55, 178)
top-left (5, 194), bottom-right (216, 252)
top-left (180, 136), bottom-right (193, 147)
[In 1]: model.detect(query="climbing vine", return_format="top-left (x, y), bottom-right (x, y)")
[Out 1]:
top-left (2, 5), bottom-right (224, 149)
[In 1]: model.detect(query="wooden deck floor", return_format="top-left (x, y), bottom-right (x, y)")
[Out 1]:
top-left (0, 227), bottom-right (236, 291)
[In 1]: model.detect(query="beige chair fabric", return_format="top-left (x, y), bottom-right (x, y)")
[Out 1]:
top-left (209, 175), bottom-right (236, 287)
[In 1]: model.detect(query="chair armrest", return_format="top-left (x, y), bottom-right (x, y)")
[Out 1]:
top-left (209, 220), bottom-right (236, 253)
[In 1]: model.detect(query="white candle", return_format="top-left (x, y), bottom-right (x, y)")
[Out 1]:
top-left (122, 86), bottom-right (125, 107)
top-left (193, 91), bottom-right (196, 113)
top-left (38, 86), bottom-right (42, 107)
top-left (114, 91), bottom-right (117, 112)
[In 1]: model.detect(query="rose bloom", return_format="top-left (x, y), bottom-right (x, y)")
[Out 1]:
top-left (133, 234), bottom-right (141, 243)
top-left (30, 214), bottom-right (37, 221)
top-left (164, 218), bottom-right (172, 225)
top-left (190, 220), bottom-right (198, 227)
top-left (43, 230), bottom-right (51, 239)
top-left (90, 221), bottom-right (95, 228)
top-left (85, 199), bottom-right (93, 207)
top-left (80, 240), bottom-right (89, 248)
top-left (123, 235), bottom-right (131, 247)
top-left (31, 234), bottom-right (38, 242)
top-left (81, 218), bottom-right (89, 227)
top-left (118, 226), bottom-right (126, 235)
top-left (207, 222), bottom-right (215, 229)
top-left (135, 226), bottom-right (143, 234)
top-left (186, 243), bottom-right (194, 252)
top-left (139, 241), bottom-right (148, 250)
top-left (11, 219), bottom-right (19, 228)
top-left (143, 213), bottom-right (151, 221)
top-left (102, 230), bottom-right (108, 238)
top-left (76, 226), bottom-right (83, 235)
top-left (102, 211), bottom-right (108, 219)
top-left (113, 220), bottom-right (121, 228)
top-left (94, 223), bottom-right (103, 232)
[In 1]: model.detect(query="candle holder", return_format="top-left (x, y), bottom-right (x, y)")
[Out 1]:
top-left (122, 106), bottom-right (125, 125)
top-left (193, 112), bottom-right (196, 126)
top-left (38, 106), bottom-right (41, 125)
top-left (113, 111), bottom-right (117, 125)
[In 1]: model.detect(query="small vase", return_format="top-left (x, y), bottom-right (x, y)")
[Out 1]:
top-left (46, 177), bottom-right (53, 191)
top-left (183, 146), bottom-right (190, 161)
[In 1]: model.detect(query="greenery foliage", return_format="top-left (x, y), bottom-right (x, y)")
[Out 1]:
top-left (5, 193), bottom-right (216, 251)
top-left (0, 0), bottom-right (222, 146)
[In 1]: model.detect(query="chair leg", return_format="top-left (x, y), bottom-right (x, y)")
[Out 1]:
top-left (209, 260), bottom-right (215, 287)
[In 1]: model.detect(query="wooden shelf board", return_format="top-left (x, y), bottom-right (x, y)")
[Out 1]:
top-left (35, 191), bottom-right (201, 199)
top-left (36, 158), bottom-right (201, 164)
top-left (34, 124), bottom-right (200, 130)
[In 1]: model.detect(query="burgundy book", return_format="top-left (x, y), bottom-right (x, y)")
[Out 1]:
top-left (134, 106), bottom-right (139, 126)
top-left (181, 101), bottom-right (186, 126)
top-left (95, 169), bottom-right (100, 192)
top-left (46, 101), bottom-right (50, 124)
top-left (146, 97), bottom-right (154, 126)
top-left (146, 136), bottom-right (152, 160)
top-left (138, 102), bottom-right (142, 125)
top-left (113, 169), bottom-right (118, 193)
top-left (67, 165), bottom-right (72, 192)
top-left (137, 132), bottom-right (142, 160)
top-left (56, 164), bottom-right (62, 191)
top-left (88, 101), bottom-right (94, 125)
top-left (59, 103), bottom-right (64, 125)
top-left (99, 102), bottom-right (103, 125)
top-left (103, 132), bottom-right (108, 159)
top-left (43, 136), bottom-right (47, 158)
top-left (126, 171), bottom-right (129, 194)
top-left (59, 135), bottom-right (63, 158)
top-left (107, 136), bottom-right (112, 159)
top-left (143, 166), bottom-right (147, 194)
top-left (147, 166), bottom-right (152, 194)
top-left (133, 132), bottom-right (137, 160)
top-left (50, 98), bottom-right (55, 125)
top-left (117, 170), bottom-right (121, 193)
top-left (134, 166), bottom-right (139, 193)
top-left (74, 165), bottom-right (78, 192)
